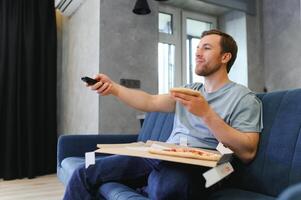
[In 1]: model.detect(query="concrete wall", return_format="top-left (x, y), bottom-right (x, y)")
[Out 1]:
top-left (218, 0), bottom-right (301, 93)
top-left (246, 0), bottom-right (265, 92)
top-left (221, 0), bottom-right (301, 93)
top-left (58, 0), bottom-right (158, 134)
top-left (98, 0), bottom-right (158, 134)
top-left (58, 0), bottom-right (100, 134)
top-left (262, 0), bottom-right (301, 92)
top-left (56, 11), bottom-right (63, 135)
top-left (218, 0), bottom-right (264, 93)
top-left (57, 0), bottom-right (301, 134)
top-left (219, 11), bottom-right (248, 87)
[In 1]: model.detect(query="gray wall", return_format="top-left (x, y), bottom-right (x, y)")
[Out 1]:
top-left (98, 0), bottom-right (158, 134)
top-left (58, 0), bottom-right (158, 134)
top-left (246, 0), bottom-right (264, 92)
top-left (219, 0), bottom-right (301, 93)
top-left (219, 11), bottom-right (249, 87)
top-left (218, 0), bottom-right (264, 93)
top-left (57, 0), bottom-right (301, 135)
top-left (262, 0), bottom-right (301, 92)
top-left (58, 0), bottom-right (100, 134)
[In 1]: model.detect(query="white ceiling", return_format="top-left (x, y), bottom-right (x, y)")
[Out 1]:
top-left (161, 0), bottom-right (230, 16)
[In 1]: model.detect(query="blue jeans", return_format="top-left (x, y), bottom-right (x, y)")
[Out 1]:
top-left (63, 155), bottom-right (208, 200)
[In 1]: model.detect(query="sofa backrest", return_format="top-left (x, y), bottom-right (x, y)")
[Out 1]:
top-left (137, 112), bottom-right (174, 142)
top-left (137, 89), bottom-right (301, 197)
top-left (233, 89), bottom-right (301, 196)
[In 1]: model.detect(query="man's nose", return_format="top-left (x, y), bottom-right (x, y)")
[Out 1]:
top-left (196, 49), bottom-right (202, 57)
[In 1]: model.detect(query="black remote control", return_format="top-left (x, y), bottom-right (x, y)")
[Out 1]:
top-left (81, 76), bottom-right (98, 85)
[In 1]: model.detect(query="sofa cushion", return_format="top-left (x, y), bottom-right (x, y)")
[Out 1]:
top-left (209, 188), bottom-right (275, 200)
top-left (277, 183), bottom-right (301, 200)
top-left (231, 89), bottom-right (301, 196)
top-left (137, 112), bottom-right (174, 142)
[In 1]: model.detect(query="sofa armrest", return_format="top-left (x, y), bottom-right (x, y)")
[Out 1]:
top-left (277, 183), bottom-right (301, 200)
top-left (57, 134), bottom-right (138, 167)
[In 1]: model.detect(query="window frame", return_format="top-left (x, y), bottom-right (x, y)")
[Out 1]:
top-left (158, 6), bottom-right (217, 90)
top-left (159, 5), bottom-right (182, 89)
top-left (182, 11), bottom-right (217, 84)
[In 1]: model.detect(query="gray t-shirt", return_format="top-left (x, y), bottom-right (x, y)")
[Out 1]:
top-left (166, 82), bottom-right (263, 149)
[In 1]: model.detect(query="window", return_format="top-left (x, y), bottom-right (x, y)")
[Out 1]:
top-left (184, 16), bottom-right (214, 84)
top-left (182, 12), bottom-right (216, 85)
top-left (158, 13), bottom-right (172, 34)
top-left (158, 12), bottom-right (174, 94)
top-left (186, 36), bottom-right (203, 84)
top-left (158, 43), bottom-right (175, 94)
top-left (158, 6), bottom-right (216, 93)
top-left (158, 6), bottom-right (181, 94)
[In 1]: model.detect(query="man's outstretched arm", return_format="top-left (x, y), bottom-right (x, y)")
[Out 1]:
top-left (89, 74), bottom-right (176, 113)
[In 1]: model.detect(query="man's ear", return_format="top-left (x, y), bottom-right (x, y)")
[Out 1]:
top-left (221, 52), bottom-right (232, 64)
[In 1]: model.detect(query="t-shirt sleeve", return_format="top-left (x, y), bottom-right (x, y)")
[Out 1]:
top-left (230, 94), bottom-right (263, 133)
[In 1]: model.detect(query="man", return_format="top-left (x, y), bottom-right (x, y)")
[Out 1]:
top-left (63, 29), bottom-right (262, 200)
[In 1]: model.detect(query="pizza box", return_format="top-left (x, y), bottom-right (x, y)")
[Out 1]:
top-left (95, 140), bottom-right (232, 168)
top-left (91, 140), bottom-right (234, 187)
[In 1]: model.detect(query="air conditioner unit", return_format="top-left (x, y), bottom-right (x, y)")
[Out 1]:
top-left (55, 0), bottom-right (86, 16)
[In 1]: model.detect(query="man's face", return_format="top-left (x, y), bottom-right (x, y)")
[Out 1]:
top-left (195, 34), bottom-right (225, 77)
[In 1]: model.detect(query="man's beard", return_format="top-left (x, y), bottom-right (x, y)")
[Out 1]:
top-left (195, 63), bottom-right (222, 77)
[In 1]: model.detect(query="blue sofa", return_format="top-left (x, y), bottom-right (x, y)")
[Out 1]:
top-left (57, 89), bottom-right (301, 199)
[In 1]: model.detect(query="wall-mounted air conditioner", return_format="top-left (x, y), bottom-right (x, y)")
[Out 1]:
top-left (55, 0), bottom-right (86, 16)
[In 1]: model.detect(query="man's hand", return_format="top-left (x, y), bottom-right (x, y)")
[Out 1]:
top-left (88, 74), bottom-right (117, 96)
top-left (170, 92), bottom-right (211, 117)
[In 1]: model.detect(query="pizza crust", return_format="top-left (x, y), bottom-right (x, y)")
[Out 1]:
top-left (170, 87), bottom-right (200, 97)
top-left (149, 147), bottom-right (221, 161)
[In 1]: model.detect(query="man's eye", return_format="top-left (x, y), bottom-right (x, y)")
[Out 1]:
top-left (204, 47), bottom-right (211, 50)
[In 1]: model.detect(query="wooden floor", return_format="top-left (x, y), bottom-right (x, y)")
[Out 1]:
top-left (0, 174), bottom-right (65, 200)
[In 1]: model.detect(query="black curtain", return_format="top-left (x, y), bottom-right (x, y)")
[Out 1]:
top-left (0, 0), bottom-right (57, 180)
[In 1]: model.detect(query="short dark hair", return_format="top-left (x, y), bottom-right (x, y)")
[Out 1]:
top-left (201, 29), bottom-right (238, 73)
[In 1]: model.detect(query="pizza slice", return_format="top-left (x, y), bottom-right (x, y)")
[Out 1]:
top-left (169, 87), bottom-right (200, 97)
top-left (149, 147), bottom-right (221, 161)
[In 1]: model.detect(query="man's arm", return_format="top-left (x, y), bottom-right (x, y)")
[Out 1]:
top-left (201, 111), bottom-right (259, 163)
top-left (89, 74), bottom-right (176, 113)
top-left (171, 92), bottom-right (259, 163)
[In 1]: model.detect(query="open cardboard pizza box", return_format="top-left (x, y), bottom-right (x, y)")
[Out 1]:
top-left (94, 140), bottom-right (234, 187)
top-left (95, 140), bottom-right (232, 168)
